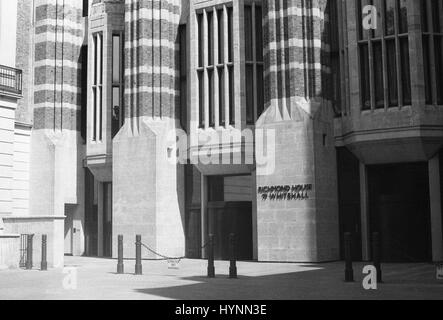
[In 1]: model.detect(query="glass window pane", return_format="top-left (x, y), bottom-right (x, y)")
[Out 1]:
top-left (219, 68), bottom-right (225, 125)
top-left (386, 40), bottom-right (398, 107)
top-left (398, 0), bottom-right (408, 34)
top-left (93, 35), bottom-right (97, 85)
top-left (423, 35), bottom-right (433, 104)
top-left (93, 88), bottom-right (97, 140)
top-left (400, 37), bottom-right (411, 105)
top-left (208, 69), bottom-right (214, 127)
top-left (229, 65), bottom-right (235, 124)
top-left (373, 41), bottom-right (384, 108)
top-left (432, 1), bottom-right (441, 33)
top-left (360, 43), bottom-right (371, 110)
top-left (218, 9), bottom-right (224, 64)
top-left (207, 11), bottom-right (213, 66)
top-left (112, 35), bottom-right (121, 83)
top-left (373, 0), bottom-right (383, 38)
top-left (228, 7), bottom-right (234, 63)
top-left (245, 5), bottom-right (253, 61)
top-left (385, 0), bottom-right (396, 36)
top-left (112, 87), bottom-right (121, 138)
top-left (198, 14), bottom-right (204, 67)
top-left (256, 6), bottom-right (263, 62)
top-left (257, 65), bottom-right (264, 117)
top-left (435, 36), bottom-right (443, 105)
top-left (246, 64), bottom-right (254, 124)
top-left (198, 71), bottom-right (204, 128)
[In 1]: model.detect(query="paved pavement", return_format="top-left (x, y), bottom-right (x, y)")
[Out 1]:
top-left (0, 257), bottom-right (442, 300)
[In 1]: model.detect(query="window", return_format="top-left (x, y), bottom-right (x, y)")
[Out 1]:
top-left (197, 6), bottom-right (234, 129)
top-left (112, 33), bottom-right (124, 139)
top-left (422, 0), bottom-right (443, 105)
top-left (80, 45), bottom-right (88, 142)
top-left (179, 25), bottom-right (187, 131)
top-left (329, 0), bottom-right (342, 117)
top-left (357, 0), bottom-right (411, 110)
top-left (83, 0), bottom-right (89, 17)
top-left (92, 32), bottom-right (103, 141)
top-left (244, 2), bottom-right (264, 124)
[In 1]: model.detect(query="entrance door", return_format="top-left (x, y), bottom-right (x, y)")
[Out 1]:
top-left (103, 183), bottom-right (113, 258)
top-left (368, 163), bottom-right (432, 262)
top-left (64, 208), bottom-right (73, 256)
top-left (207, 202), bottom-right (253, 261)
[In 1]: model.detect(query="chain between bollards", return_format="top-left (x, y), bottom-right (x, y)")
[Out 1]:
top-left (135, 235), bottom-right (142, 275)
top-left (117, 235), bottom-right (124, 274)
top-left (41, 235), bottom-right (48, 271)
top-left (26, 234), bottom-right (34, 270)
top-left (229, 233), bottom-right (238, 279)
top-left (344, 232), bottom-right (354, 282)
top-left (207, 234), bottom-right (215, 278)
top-left (372, 232), bottom-right (382, 283)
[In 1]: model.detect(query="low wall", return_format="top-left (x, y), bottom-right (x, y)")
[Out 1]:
top-left (3, 216), bottom-right (65, 269)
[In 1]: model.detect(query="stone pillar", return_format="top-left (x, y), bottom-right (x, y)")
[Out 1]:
top-left (256, 0), bottom-right (339, 262)
top-left (28, 0), bottom-right (85, 267)
top-left (113, 0), bottom-right (185, 259)
top-left (429, 155), bottom-right (443, 262)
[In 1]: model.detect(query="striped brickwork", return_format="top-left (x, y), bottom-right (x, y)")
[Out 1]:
top-left (124, 0), bottom-right (180, 123)
top-left (33, 0), bottom-right (84, 131)
top-left (262, 0), bottom-right (330, 118)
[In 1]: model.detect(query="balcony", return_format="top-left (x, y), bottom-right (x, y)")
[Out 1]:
top-left (0, 65), bottom-right (22, 97)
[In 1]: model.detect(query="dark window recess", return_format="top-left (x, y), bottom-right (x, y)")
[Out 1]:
top-left (373, 41), bottom-right (384, 109)
top-left (386, 40), bottom-right (398, 107)
top-left (218, 68), bottom-right (225, 126)
top-left (208, 69), bottom-right (214, 127)
top-left (359, 44), bottom-right (371, 110)
top-left (80, 45), bottom-right (88, 142)
top-left (197, 14), bottom-right (204, 68)
top-left (83, 0), bottom-right (89, 17)
top-left (400, 37), bottom-right (411, 105)
top-left (179, 25), bottom-right (187, 131)
top-left (198, 71), bottom-right (204, 128)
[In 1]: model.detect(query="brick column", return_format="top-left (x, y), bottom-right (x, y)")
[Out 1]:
top-left (29, 0), bottom-right (85, 267)
top-left (256, 0), bottom-right (339, 262)
top-left (113, 0), bottom-right (185, 259)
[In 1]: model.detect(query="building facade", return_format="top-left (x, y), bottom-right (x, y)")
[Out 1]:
top-left (0, 0), bottom-right (442, 268)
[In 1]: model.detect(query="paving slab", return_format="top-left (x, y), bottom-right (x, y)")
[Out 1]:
top-left (0, 257), bottom-right (442, 300)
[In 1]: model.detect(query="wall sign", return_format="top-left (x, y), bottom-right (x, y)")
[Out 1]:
top-left (258, 184), bottom-right (313, 201)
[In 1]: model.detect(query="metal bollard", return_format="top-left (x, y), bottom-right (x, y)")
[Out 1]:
top-left (344, 232), bottom-right (354, 282)
top-left (41, 235), bottom-right (48, 271)
top-left (117, 235), bottom-right (124, 274)
top-left (229, 233), bottom-right (238, 279)
top-left (135, 235), bottom-right (142, 275)
top-left (207, 234), bottom-right (215, 278)
top-left (26, 234), bottom-right (34, 270)
top-left (372, 232), bottom-right (382, 283)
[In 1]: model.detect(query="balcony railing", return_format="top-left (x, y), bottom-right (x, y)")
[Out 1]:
top-left (0, 65), bottom-right (22, 96)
